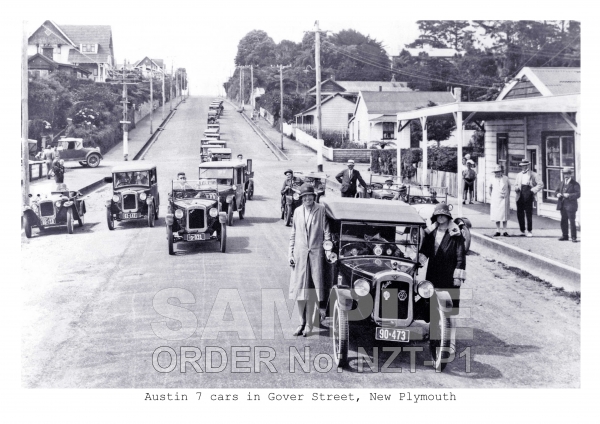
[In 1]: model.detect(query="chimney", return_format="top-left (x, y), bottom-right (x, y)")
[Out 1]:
top-left (379, 86), bottom-right (382, 92)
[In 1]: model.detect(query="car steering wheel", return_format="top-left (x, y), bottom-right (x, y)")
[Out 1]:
top-left (340, 242), bottom-right (370, 257)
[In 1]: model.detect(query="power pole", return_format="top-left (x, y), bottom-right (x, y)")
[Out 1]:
top-left (170, 62), bottom-right (173, 112)
top-left (22, 21), bottom-right (29, 206)
top-left (313, 20), bottom-right (324, 172)
top-left (279, 64), bottom-right (291, 149)
top-left (149, 69), bottom-right (153, 134)
top-left (239, 67), bottom-right (242, 104)
top-left (122, 60), bottom-right (129, 161)
top-left (241, 67), bottom-right (245, 107)
top-left (161, 65), bottom-right (165, 120)
top-left (250, 64), bottom-right (254, 110)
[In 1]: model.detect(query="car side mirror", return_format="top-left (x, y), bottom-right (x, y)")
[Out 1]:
top-left (28, 193), bottom-right (32, 198)
top-left (104, 177), bottom-right (113, 183)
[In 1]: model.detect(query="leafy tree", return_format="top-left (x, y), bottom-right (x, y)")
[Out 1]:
top-left (410, 102), bottom-right (455, 148)
top-left (235, 30), bottom-right (277, 66)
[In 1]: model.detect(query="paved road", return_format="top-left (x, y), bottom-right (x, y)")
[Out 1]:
top-left (21, 96), bottom-right (580, 388)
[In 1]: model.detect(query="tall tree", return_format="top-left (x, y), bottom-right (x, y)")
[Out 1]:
top-left (234, 30), bottom-right (277, 66)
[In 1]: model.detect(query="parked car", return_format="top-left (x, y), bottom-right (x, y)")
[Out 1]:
top-left (165, 179), bottom-right (227, 254)
top-left (22, 184), bottom-right (86, 237)
top-left (104, 162), bottom-right (160, 230)
top-left (200, 137), bottom-right (212, 146)
top-left (207, 110), bottom-right (218, 123)
top-left (198, 161), bottom-right (250, 226)
top-left (244, 159), bottom-right (254, 201)
top-left (320, 197), bottom-right (456, 371)
top-left (208, 148), bottom-right (232, 161)
top-left (200, 142), bottom-right (227, 162)
top-left (56, 137), bottom-right (103, 168)
top-left (207, 123), bottom-right (220, 133)
top-left (363, 174), bottom-right (408, 201)
top-left (281, 171), bottom-right (327, 226)
top-left (204, 128), bottom-right (220, 140)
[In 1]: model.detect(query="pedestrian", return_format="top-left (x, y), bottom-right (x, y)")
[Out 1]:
top-left (514, 160), bottom-right (543, 237)
top-left (43, 146), bottom-right (55, 179)
top-left (418, 203), bottom-right (466, 355)
top-left (462, 160), bottom-right (477, 204)
top-left (52, 159), bottom-right (65, 184)
top-left (281, 169), bottom-right (294, 213)
top-left (335, 159), bottom-right (367, 198)
top-left (288, 184), bottom-right (331, 337)
top-left (556, 168), bottom-right (580, 242)
top-left (488, 165), bottom-right (511, 237)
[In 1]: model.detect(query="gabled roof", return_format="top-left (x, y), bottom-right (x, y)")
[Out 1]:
top-left (28, 53), bottom-right (92, 75)
top-left (497, 67), bottom-right (580, 100)
top-left (357, 91), bottom-right (456, 115)
top-left (133, 57), bottom-right (163, 69)
top-left (307, 79), bottom-right (410, 94)
top-left (61, 24), bottom-right (113, 64)
top-left (28, 20), bottom-right (76, 47)
top-left (295, 93), bottom-right (354, 116)
top-left (152, 59), bottom-right (164, 68)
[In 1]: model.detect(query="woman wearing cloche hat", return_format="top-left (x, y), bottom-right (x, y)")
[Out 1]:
top-left (488, 165), bottom-right (511, 236)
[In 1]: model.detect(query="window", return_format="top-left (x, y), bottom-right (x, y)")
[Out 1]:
top-left (496, 133), bottom-right (508, 175)
top-left (80, 44), bottom-right (97, 53)
top-left (42, 47), bottom-right (54, 59)
top-left (347, 113), bottom-right (353, 122)
top-left (236, 168), bottom-right (243, 184)
top-left (303, 115), bottom-right (313, 125)
top-left (543, 132), bottom-right (575, 201)
top-left (383, 122), bottom-right (395, 140)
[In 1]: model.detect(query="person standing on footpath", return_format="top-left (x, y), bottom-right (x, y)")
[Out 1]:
top-left (335, 159), bottom-right (367, 198)
top-left (43, 146), bottom-right (55, 179)
top-left (514, 160), bottom-right (543, 237)
top-left (288, 184), bottom-right (331, 337)
top-left (556, 168), bottom-right (580, 243)
top-left (488, 165), bottom-right (511, 237)
top-left (52, 159), bottom-right (65, 184)
top-left (462, 160), bottom-right (477, 204)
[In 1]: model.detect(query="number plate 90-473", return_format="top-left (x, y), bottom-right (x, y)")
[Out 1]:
top-left (375, 327), bottom-right (410, 342)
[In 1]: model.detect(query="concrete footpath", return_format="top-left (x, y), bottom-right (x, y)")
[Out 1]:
top-left (238, 110), bottom-right (581, 291)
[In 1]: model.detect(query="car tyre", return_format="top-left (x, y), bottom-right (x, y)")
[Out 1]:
top-left (148, 202), bottom-right (155, 227)
top-left (429, 302), bottom-right (452, 372)
top-left (220, 223), bottom-right (227, 253)
top-left (227, 205), bottom-right (233, 226)
top-left (66, 208), bottom-right (74, 234)
top-left (247, 185), bottom-right (253, 200)
top-left (332, 301), bottom-right (349, 368)
top-left (77, 211), bottom-right (84, 227)
top-left (79, 161), bottom-right (88, 167)
top-left (284, 204), bottom-right (292, 227)
top-left (461, 225), bottom-right (471, 252)
top-left (167, 225), bottom-right (174, 255)
top-left (154, 196), bottom-right (160, 219)
top-left (238, 197), bottom-right (245, 220)
top-left (86, 154), bottom-right (101, 168)
top-left (106, 208), bottom-right (115, 230)
top-left (23, 214), bottom-right (33, 238)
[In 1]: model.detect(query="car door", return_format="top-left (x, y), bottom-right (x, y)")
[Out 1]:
top-left (235, 167), bottom-right (244, 208)
top-left (150, 168), bottom-right (159, 207)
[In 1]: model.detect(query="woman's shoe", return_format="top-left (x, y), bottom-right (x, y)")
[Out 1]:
top-left (303, 327), bottom-right (312, 337)
top-left (503, 232), bottom-right (510, 237)
top-left (293, 325), bottom-right (304, 337)
top-left (493, 232), bottom-right (501, 237)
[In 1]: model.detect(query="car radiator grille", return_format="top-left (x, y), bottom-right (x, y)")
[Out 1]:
top-left (378, 281), bottom-right (410, 320)
top-left (39, 201), bottom-right (55, 217)
top-left (122, 194), bottom-right (137, 210)
top-left (187, 208), bottom-right (205, 229)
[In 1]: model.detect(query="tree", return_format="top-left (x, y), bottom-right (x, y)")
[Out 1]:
top-left (234, 30), bottom-right (277, 66)
top-left (410, 102), bottom-right (455, 148)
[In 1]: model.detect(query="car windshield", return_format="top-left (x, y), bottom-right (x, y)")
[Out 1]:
top-left (338, 222), bottom-right (421, 261)
top-left (171, 179), bottom-right (219, 199)
top-left (407, 185), bottom-right (448, 204)
top-left (114, 171), bottom-right (150, 188)
top-left (199, 168), bottom-right (234, 186)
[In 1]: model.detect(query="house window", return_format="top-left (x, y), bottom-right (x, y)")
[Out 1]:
top-left (303, 115), bottom-right (313, 125)
top-left (383, 122), bottom-right (395, 140)
top-left (93, 68), bottom-right (98, 76)
top-left (496, 133), bottom-right (508, 175)
top-left (542, 132), bottom-right (575, 201)
top-left (81, 44), bottom-right (97, 53)
top-left (42, 47), bottom-right (54, 59)
top-left (347, 113), bottom-right (353, 122)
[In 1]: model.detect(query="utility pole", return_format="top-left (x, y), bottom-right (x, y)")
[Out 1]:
top-left (241, 67), bottom-right (245, 107)
top-left (150, 69), bottom-right (153, 134)
top-left (279, 64), bottom-right (291, 150)
top-left (161, 65), bottom-right (165, 120)
top-left (239, 67), bottom-right (242, 104)
top-left (170, 61), bottom-right (173, 111)
top-left (122, 60), bottom-right (129, 161)
top-left (313, 20), bottom-right (325, 171)
top-left (22, 21), bottom-right (29, 206)
top-left (250, 64), bottom-right (254, 109)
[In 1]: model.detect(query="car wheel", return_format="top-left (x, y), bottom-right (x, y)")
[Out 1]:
top-left (429, 302), bottom-right (452, 372)
top-left (167, 225), bottom-right (174, 255)
top-left (77, 212), bottom-right (84, 227)
top-left (66, 208), bottom-right (74, 234)
top-left (238, 197), bottom-right (245, 220)
top-left (332, 300), bottom-right (349, 368)
top-left (227, 205), bottom-right (233, 226)
top-left (23, 214), bottom-right (33, 238)
top-left (86, 154), bottom-right (101, 168)
top-left (284, 204), bottom-right (292, 227)
top-left (220, 223), bottom-right (227, 253)
top-left (148, 202), bottom-right (155, 227)
top-left (106, 208), bottom-right (115, 230)
top-left (154, 196), bottom-right (160, 219)
top-left (461, 225), bottom-right (471, 253)
top-left (248, 186), bottom-right (253, 200)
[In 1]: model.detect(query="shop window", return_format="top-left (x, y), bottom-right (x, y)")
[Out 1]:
top-left (496, 133), bottom-right (508, 175)
top-left (383, 122), bottom-right (395, 140)
top-left (543, 132), bottom-right (575, 201)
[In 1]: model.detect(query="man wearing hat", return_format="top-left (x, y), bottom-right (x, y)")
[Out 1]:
top-left (288, 184), bottom-right (331, 337)
top-left (555, 168), bottom-right (580, 242)
top-left (514, 160), bottom-right (543, 237)
top-left (281, 169), bottom-right (294, 212)
top-left (335, 159), bottom-right (367, 198)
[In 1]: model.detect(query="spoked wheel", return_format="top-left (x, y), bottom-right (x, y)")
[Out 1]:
top-left (429, 302), bottom-right (452, 372)
top-left (248, 185), bottom-right (253, 200)
top-left (461, 225), bottom-right (472, 253)
top-left (86, 154), bottom-right (101, 168)
top-left (227, 205), bottom-right (234, 226)
top-left (154, 197), bottom-right (159, 219)
top-left (77, 212), bottom-right (84, 227)
top-left (238, 197), bottom-right (245, 219)
top-left (332, 301), bottom-right (349, 368)
top-left (284, 204), bottom-right (292, 227)
top-left (167, 225), bottom-right (174, 255)
top-left (148, 202), bottom-right (155, 227)
top-left (23, 215), bottom-right (33, 238)
top-left (106, 208), bottom-right (115, 230)
top-left (220, 223), bottom-right (227, 253)
top-left (66, 208), bottom-right (74, 234)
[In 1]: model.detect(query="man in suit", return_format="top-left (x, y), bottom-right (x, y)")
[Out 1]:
top-left (514, 160), bottom-right (544, 237)
top-left (335, 159), bottom-right (367, 198)
top-left (556, 167), bottom-right (580, 243)
top-left (288, 184), bottom-right (331, 337)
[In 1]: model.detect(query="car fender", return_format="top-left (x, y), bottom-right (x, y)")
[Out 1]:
top-left (333, 287), bottom-right (354, 311)
top-left (435, 290), bottom-right (454, 314)
top-left (165, 213), bottom-right (174, 226)
top-left (218, 211), bottom-right (227, 224)
top-left (22, 208), bottom-right (40, 226)
top-left (105, 199), bottom-right (112, 208)
top-left (454, 217), bottom-right (471, 229)
top-left (63, 201), bottom-right (74, 207)
top-left (86, 151), bottom-right (103, 160)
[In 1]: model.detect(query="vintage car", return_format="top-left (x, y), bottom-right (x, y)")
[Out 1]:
top-left (244, 160), bottom-right (255, 200)
top-left (198, 161), bottom-right (251, 226)
top-left (207, 110), bottom-right (218, 123)
top-left (208, 148), bottom-right (232, 161)
top-left (104, 162), bottom-right (160, 230)
top-left (207, 123), bottom-right (220, 133)
top-left (281, 171), bottom-right (327, 226)
top-left (200, 137), bottom-right (213, 146)
top-left (320, 197), bottom-right (456, 371)
top-left (363, 174), bottom-right (408, 202)
top-left (22, 184), bottom-right (86, 237)
top-left (200, 142), bottom-right (228, 162)
top-left (208, 103), bottom-right (221, 118)
top-left (56, 137), bottom-right (103, 168)
top-left (204, 127), bottom-right (221, 140)
top-left (165, 179), bottom-right (227, 254)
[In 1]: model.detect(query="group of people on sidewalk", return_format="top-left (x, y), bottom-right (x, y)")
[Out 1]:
top-left (38, 145), bottom-right (65, 184)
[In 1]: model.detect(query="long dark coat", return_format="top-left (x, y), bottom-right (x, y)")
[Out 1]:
top-left (288, 203), bottom-right (330, 301)
top-left (419, 222), bottom-right (466, 289)
top-left (335, 168), bottom-right (367, 196)
top-left (555, 178), bottom-right (580, 212)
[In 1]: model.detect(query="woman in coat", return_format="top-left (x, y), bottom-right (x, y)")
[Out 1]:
top-left (488, 165), bottom-right (511, 236)
top-left (288, 184), bottom-right (331, 337)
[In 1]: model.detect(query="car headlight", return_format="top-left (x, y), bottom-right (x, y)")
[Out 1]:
top-left (112, 194), bottom-right (120, 203)
top-left (323, 240), bottom-right (333, 251)
top-left (55, 201), bottom-right (62, 208)
top-left (174, 209), bottom-right (184, 219)
top-left (373, 244), bottom-right (383, 255)
top-left (232, 185), bottom-right (237, 191)
top-left (209, 208), bottom-right (218, 217)
top-left (139, 192), bottom-right (147, 201)
top-left (293, 193), bottom-right (299, 200)
top-left (353, 279), bottom-right (370, 296)
top-left (417, 280), bottom-right (435, 298)
top-left (386, 248), bottom-right (393, 256)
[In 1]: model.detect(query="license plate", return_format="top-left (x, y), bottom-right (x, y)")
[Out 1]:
top-left (187, 233), bottom-right (206, 241)
top-left (123, 213), bottom-right (139, 219)
top-left (375, 327), bottom-right (410, 342)
top-left (42, 217), bottom-right (55, 225)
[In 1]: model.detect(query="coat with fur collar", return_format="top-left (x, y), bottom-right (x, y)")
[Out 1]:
top-left (419, 221), bottom-right (466, 289)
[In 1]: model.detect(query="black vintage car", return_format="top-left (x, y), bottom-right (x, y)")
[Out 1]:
top-left (320, 197), bottom-right (457, 372)
top-left (165, 179), bottom-right (227, 254)
top-left (22, 184), bottom-right (86, 237)
top-left (105, 163), bottom-right (160, 230)
top-left (281, 171), bottom-right (327, 226)
top-left (198, 161), bottom-right (251, 226)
